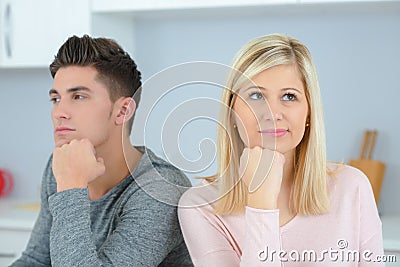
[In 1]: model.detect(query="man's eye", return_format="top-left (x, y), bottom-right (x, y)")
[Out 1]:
top-left (282, 93), bottom-right (297, 101)
top-left (50, 97), bottom-right (60, 103)
top-left (73, 94), bottom-right (85, 100)
top-left (249, 92), bottom-right (264, 100)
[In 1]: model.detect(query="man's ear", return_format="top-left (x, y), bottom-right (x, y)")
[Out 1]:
top-left (115, 97), bottom-right (136, 126)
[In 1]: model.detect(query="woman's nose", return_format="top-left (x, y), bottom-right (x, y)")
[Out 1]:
top-left (260, 100), bottom-right (282, 122)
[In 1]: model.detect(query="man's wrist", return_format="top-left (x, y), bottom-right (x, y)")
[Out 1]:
top-left (57, 181), bottom-right (88, 192)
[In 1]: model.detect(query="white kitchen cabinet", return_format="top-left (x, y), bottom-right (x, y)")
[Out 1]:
top-left (299, 0), bottom-right (399, 3)
top-left (91, 0), bottom-right (400, 13)
top-left (0, 0), bottom-right (90, 68)
top-left (0, 199), bottom-right (39, 266)
top-left (91, 0), bottom-right (298, 13)
top-left (382, 215), bottom-right (400, 266)
top-left (297, 0), bottom-right (400, 11)
top-left (0, 229), bottom-right (32, 266)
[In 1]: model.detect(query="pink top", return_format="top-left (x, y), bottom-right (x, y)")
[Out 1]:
top-left (178, 164), bottom-right (384, 266)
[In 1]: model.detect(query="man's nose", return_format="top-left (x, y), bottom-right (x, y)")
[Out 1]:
top-left (52, 100), bottom-right (71, 120)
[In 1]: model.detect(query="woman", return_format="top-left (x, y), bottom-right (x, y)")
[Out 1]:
top-left (178, 34), bottom-right (383, 266)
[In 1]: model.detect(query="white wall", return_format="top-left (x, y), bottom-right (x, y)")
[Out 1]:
top-left (0, 4), bottom-right (399, 214)
top-left (0, 69), bottom-right (54, 199)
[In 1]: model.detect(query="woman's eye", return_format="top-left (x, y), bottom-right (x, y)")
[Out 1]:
top-left (282, 93), bottom-right (297, 101)
top-left (249, 92), bottom-right (264, 100)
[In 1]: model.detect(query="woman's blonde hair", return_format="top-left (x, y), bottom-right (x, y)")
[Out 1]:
top-left (208, 33), bottom-right (329, 215)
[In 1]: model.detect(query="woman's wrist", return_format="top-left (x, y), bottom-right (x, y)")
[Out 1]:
top-left (247, 191), bottom-right (278, 210)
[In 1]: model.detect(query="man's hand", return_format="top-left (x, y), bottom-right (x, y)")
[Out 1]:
top-left (239, 146), bottom-right (285, 209)
top-left (52, 139), bottom-right (106, 192)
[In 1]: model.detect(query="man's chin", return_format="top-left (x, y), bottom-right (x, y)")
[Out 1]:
top-left (54, 138), bottom-right (72, 148)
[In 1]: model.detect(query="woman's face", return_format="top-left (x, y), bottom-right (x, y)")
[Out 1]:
top-left (232, 64), bottom-right (309, 155)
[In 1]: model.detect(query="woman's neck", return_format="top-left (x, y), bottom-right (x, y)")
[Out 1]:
top-left (281, 149), bottom-right (295, 189)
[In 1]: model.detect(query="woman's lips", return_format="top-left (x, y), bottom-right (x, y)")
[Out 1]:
top-left (259, 128), bottom-right (288, 137)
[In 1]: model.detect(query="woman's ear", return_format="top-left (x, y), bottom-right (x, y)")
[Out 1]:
top-left (115, 97), bottom-right (136, 126)
top-left (230, 113), bottom-right (237, 128)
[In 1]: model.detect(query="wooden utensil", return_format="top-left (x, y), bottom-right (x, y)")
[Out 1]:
top-left (349, 130), bottom-right (385, 205)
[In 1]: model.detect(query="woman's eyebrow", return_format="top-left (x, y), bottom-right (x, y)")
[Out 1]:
top-left (242, 85), bottom-right (266, 92)
top-left (282, 88), bottom-right (303, 94)
top-left (242, 86), bottom-right (303, 94)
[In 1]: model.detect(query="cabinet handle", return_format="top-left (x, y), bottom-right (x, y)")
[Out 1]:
top-left (4, 2), bottom-right (13, 58)
top-left (0, 252), bottom-right (16, 258)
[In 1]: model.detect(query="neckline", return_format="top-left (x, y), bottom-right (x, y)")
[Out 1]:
top-left (280, 213), bottom-right (299, 231)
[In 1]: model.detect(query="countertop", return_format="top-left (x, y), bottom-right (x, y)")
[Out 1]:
top-left (381, 214), bottom-right (400, 252)
top-left (0, 198), bottom-right (39, 231)
top-left (0, 198), bottom-right (399, 253)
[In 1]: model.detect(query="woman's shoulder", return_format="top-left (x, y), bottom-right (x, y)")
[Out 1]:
top-left (327, 162), bottom-right (373, 194)
top-left (179, 179), bottom-right (219, 209)
top-left (326, 162), bottom-right (380, 225)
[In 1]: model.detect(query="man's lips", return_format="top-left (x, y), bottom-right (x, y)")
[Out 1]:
top-left (55, 127), bottom-right (75, 135)
top-left (259, 128), bottom-right (288, 137)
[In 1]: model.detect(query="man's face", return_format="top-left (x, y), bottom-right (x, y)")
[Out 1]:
top-left (50, 66), bottom-right (114, 148)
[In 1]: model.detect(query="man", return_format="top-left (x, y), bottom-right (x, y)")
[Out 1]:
top-left (11, 35), bottom-right (193, 266)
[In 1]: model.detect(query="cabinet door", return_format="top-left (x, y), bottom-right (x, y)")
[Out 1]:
top-left (0, 256), bottom-right (16, 266)
top-left (0, 229), bottom-right (32, 265)
top-left (0, 0), bottom-right (90, 68)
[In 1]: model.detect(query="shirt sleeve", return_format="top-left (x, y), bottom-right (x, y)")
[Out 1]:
top-left (178, 200), bottom-right (282, 267)
top-left (47, 184), bottom-right (184, 267)
top-left (357, 172), bottom-right (385, 266)
top-left (9, 157), bottom-right (53, 267)
top-left (241, 207), bottom-right (282, 266)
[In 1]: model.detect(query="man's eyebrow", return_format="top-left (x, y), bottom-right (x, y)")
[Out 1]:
top-left (49, 89), bottom-right (58, 96)
top-left (48, 86), bottom-right (92, 96)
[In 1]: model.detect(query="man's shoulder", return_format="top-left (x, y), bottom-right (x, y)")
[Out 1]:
top-left (179, 180), bottom-right (218, 208)
top-left (134, 146), bottom-right (191, 187)
top-left (130, 147), bottom-right (192, 205)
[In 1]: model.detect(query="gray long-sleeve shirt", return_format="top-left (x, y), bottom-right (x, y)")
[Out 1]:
top-left (10, 147), bottom-right (193, 267)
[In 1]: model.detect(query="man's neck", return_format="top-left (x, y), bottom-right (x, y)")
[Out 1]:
top-left (87, 139), bottom-right (143, 200)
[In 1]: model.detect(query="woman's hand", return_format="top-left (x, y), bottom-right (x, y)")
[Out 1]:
top-left (239, 146), bottom-right (285, 210)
